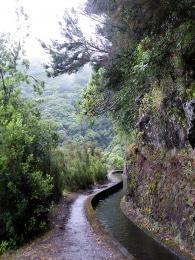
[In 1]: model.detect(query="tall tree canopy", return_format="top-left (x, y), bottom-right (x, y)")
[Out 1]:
top-left (45, 0), bottom-right (195, 131)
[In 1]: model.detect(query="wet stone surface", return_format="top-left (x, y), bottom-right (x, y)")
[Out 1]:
top-left (58, 194), bottom-right (116, 260)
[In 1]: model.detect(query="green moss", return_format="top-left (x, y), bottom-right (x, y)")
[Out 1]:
top-left (170, 105), bottom-right (187, 128)
top-left (147, 147), bottom-right (166, 162)
top-left (137, 131), bottom-right (144, 140)
top-left (185, 83), bottom-right (195, 100)
top-left (139, 88), bottom-right (163, 115)
top-left (145, 207), bottom-right (152, 217)
top-left (129, 171), bottom-right (138, 194)
top-left (148, 181), bottom-right (158, 194)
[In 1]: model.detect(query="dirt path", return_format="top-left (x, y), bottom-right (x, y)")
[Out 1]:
top-left (3, 186), bottom-right (121, 260)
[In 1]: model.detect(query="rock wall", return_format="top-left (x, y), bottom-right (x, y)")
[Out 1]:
top-left (126, 149), bottom-right (194, 252)
top-left (125, 81), bottom-right (195, 253)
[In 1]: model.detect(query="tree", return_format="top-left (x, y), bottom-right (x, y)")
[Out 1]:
top-left (42, 8), bottom-right (112, 76)
top-left (0, 34), bottom-right (59, 252)
top-left (44, 0), bottom-right (195, 132)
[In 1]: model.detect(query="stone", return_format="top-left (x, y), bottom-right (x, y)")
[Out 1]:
top-left (184, 98), bottom-right (195, 149)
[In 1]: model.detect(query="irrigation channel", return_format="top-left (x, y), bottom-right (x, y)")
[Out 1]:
top-left (91, 172), bottom-right (185, 260)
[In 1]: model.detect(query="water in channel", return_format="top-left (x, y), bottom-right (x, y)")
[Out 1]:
top-left (96, 188), bottom-right (183, 260)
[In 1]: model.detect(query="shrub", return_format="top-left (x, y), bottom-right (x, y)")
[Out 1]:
top-left (52, 143), bottom-right (107, 191)
top-left (90, 156), bottom-right (107, 183)
top-left (0, 93), bottom-right (60, 250)
top-left (0, 34), bottom-right (61, 252)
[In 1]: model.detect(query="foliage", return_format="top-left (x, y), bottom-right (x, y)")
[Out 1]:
top-left (51, 143), bottom-right (107, 191)
top-left (103, 150), bottom-right (124, 170)
top-left (102, 135), bottom-right (125, 170)
top-left (46, 0), bottom-right (195, 134)
top-left (42, 9), bottom-right (110, 76)
top-left (23, 61), bottom-right (113, 148)
top-left (0, 34), bottom-right (60, 250)
top-left (80, 68), bottom-right (108, 116)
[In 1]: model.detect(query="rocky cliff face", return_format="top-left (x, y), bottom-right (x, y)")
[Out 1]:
top-left (126, 148), bottom-right (195, 252)
top-left (137, 89), bottom-right (187, 150)
top-left (185, 98), bottom-right (195, 149)
top-left (125, 79), bottom-right (195, 253)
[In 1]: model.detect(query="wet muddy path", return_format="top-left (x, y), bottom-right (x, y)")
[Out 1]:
top-left (59, 193), bottom-right (116, 260)
top-left (4, 185), bottom-right (120, 260)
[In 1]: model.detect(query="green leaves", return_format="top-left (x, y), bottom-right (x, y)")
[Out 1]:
top-left (80, 68), bottom-right (106, 117)
top-left (52, 143), bottom-right (107, 191)
top-left (0, 34), bottom-right (60, 249)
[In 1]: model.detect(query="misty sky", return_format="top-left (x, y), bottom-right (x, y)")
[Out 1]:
top-left (0, 0), bottom-right (93, 60)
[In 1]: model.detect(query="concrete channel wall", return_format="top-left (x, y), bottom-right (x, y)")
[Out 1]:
top-left (85, 170), bottom-right (188, 260)
top-left (85, 171), bottom-right (133, 260)
top-left (91, 181), bottom-right (123, 208)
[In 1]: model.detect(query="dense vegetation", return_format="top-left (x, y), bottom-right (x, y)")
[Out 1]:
top-left (46, 0), bottom-right (195, 132)
top-left (24, 59), bottom-right (113, 148)
top-left (52, 143), bottom-right (107, 191)
top-left (0, 35), bottom-right (61, 252)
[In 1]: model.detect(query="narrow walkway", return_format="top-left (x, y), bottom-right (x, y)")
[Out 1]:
top-left (4, 188), bottom-right (121, 260)
top-left (57, 193), bottom-right (116, 260)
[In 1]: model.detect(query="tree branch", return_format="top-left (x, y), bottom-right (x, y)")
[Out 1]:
top-left (0, 68), bottom-right (6, 93)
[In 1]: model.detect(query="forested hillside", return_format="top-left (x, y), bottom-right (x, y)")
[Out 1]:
top-left (23, 59), bottom-right (113, 148)
top-left (45, 0), bottom-right (195, 255)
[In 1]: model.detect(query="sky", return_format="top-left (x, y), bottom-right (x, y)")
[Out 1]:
top-left (0, 0), bottom-right (93, 60)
